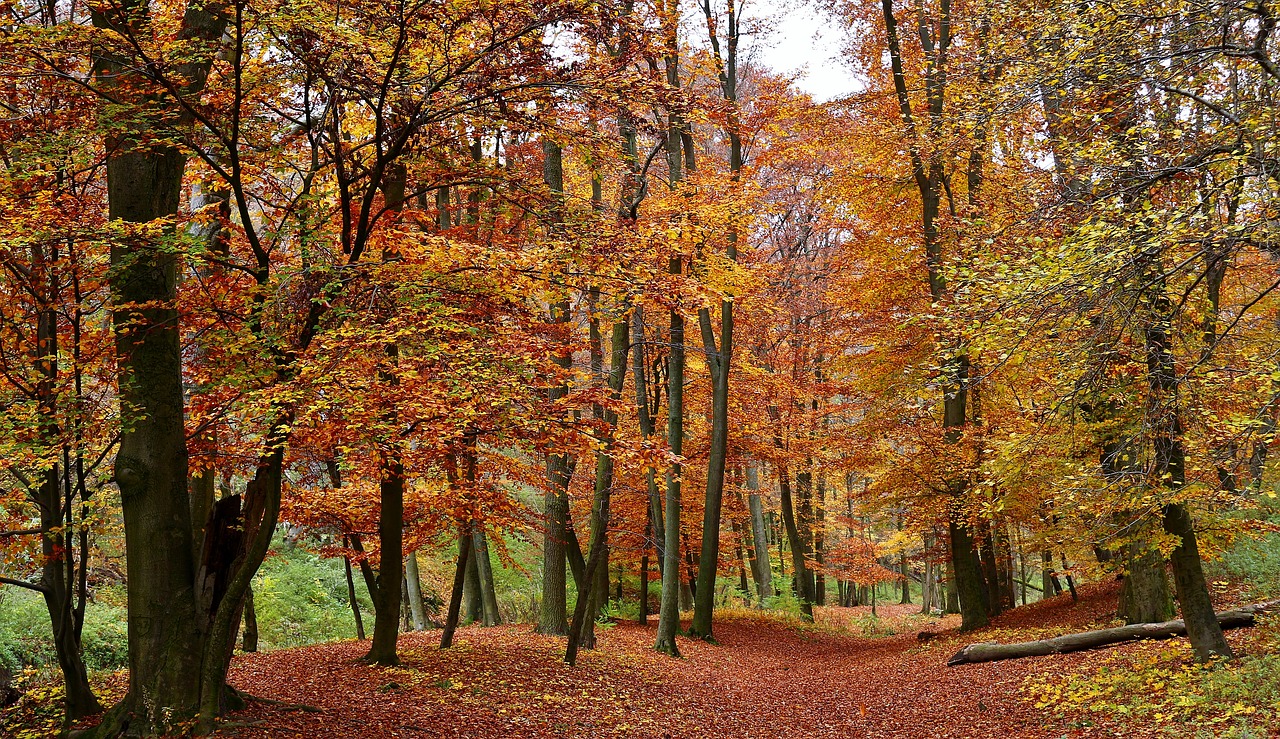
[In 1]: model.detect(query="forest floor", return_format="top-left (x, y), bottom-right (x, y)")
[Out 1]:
top-left (8, 579), bottom-right (1273, 738)
top-left (205, 580), bottom-right (1269, 738)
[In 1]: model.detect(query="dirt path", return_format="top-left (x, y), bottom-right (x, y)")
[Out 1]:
top-left (219, 589), bottom-right (1126, 738)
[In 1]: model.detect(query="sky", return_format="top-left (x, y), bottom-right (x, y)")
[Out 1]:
top-left (746, 0), bottom-right (863, 101)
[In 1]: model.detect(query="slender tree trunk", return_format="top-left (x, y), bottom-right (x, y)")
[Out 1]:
top-left (440, 527), bottom-right (471, 649)
top-left (472, 529), bottom-right (501, 627)
top-left (405, 551), bottom-right (428, 631)
top-left (343, 536), bottom-right (366, 640)
top-left (813, 472), bottom-right (826, 607)
top-left (778, 466), bottom-right (814, 620)
top-left (945, 561), bottom-right (960, 614)
top-left (654, 21), bottom-right (686, 655)
top-left (567, 319), bottom-right (630, 664)
top-left (241, 587), bottom-right (258, 653)
top-left (639, 513), bottom-right (651, 623)
top-left (655, 298), bottom-right (685, 656)
top-left (32, 278), bottom-right (101, 719)
top-left (747, 466), bottom-right (774, 601)
top-left (1140, 272), bottom-right (1231, 659)
top-left (538, 137), bottom-right (572, 637)
top-left (632, 306), bottom-right (665, 576)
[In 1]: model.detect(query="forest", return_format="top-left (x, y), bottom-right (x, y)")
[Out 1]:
top-left (1, 0), bottom-right (1280, 735)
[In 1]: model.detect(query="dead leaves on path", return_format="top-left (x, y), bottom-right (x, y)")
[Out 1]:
top-left (217, 601), bottom-right (1098, 739)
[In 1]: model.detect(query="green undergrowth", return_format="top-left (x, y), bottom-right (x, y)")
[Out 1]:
top-left (252, 541), bottom-right (374, 650)
top-left (0, 587), bottom-right (129, 673)
top-left (1022, 621), bottom-right (1280, 737)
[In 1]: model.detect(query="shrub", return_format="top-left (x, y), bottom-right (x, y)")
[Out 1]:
top-left (0, 589), bottom-right (129, 672)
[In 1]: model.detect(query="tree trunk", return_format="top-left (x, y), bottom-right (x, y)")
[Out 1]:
top-left (87, 1), bottom-right (232, 727)
top-left (1119, 542), bottom-right (1173, 624)
top-left (365, 451), bottom-right (404, 665)
top-left (655, 294), bottom-right (685, 656)
top-left (440, 528), bottom-right (471, 649)
top-left (241, 587), bottom-right (258, 653)
top-left (567, 319), bottom-right (630, 664)
top-left (945, 560), bottom-right (960, 614)
top-left (343, 537), bottom-right (366, 640)
top-left (920, 536), bottom-right (934, 614)
top-left (778, 466), bottom-right (814, 620)
top-left (639, 513), bottom-right (651, 623)
top-left (1164, 503), bottom-right (1232, 660)
top-left (464, 544), bottom-right (482, 625)
top-left (631, 306), bottom-right (665, 578)
top-left (538, 138), bottom-right (572, 637)
top-left (100, 141), bottom-right (205, 738)
top-left (746, 466), bottom-right (774, 601)
top-left (405, 551), bottom-right (428, 631)
top-left (948, 600), bottom-right (1278, 666)
top-left (654, 41), bottom-right (687, 653)
top-left (472, 530), bottom-right (501, 627)
top-left (979, 522), bottom-right (1001, 617)
top-left (813, 473), bottom-right (827, 607)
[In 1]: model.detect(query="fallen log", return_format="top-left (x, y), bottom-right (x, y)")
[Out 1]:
top-left (947, 599), bottom-right (1280, 666)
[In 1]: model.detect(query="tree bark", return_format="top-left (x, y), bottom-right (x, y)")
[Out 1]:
top-left (464, 542), bottom-right (482, 625)
top-left (948, 600), bottom-right (1279, 666)
top-left (440, 528), bottom-right (471, 649)
top-left (567, 319), bottom-right (630, 664)
top-left (746, 466), bottom-right (774, 601)
top-left (365, 451), bottom-right (404, 665)
top-left (538, 138), bottom-right (572, 637)
top-left (405, 551), bottom-right (428, 631)
top-left (472, 530), bottom-right (502, 627)
top-left (654, 19), bottom-right (686, 656)
top-left (241, 587), bottom-right (258, 653)
top-left (778, 466), bottom-right (814, 620)
top-left (343, 536), bottom-right (366, 640)
top-left (1118, 542), bottom-right (1173, 624)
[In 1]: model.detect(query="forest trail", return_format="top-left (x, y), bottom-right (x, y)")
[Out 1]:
top-left (219, 585), bottom-right (1130, 738)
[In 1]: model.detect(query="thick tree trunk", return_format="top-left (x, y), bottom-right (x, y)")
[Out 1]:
top-left (464, 545), bottom-right (482, 625)
top-left (948, 600), bottom-right (1279, 666)
top-left (365, 451), bottom-right (404, 665)
top-left (1119, 542), bottom-right (1173, 624)
top-left (101, 141), bottom-right (205, 735)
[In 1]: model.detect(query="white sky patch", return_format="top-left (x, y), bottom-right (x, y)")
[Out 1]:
top-left (745, 0), bottom-right (862, 101)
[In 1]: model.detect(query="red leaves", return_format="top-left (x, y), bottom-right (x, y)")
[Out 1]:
top-left (215, 607), bottom-right (1109, 739)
